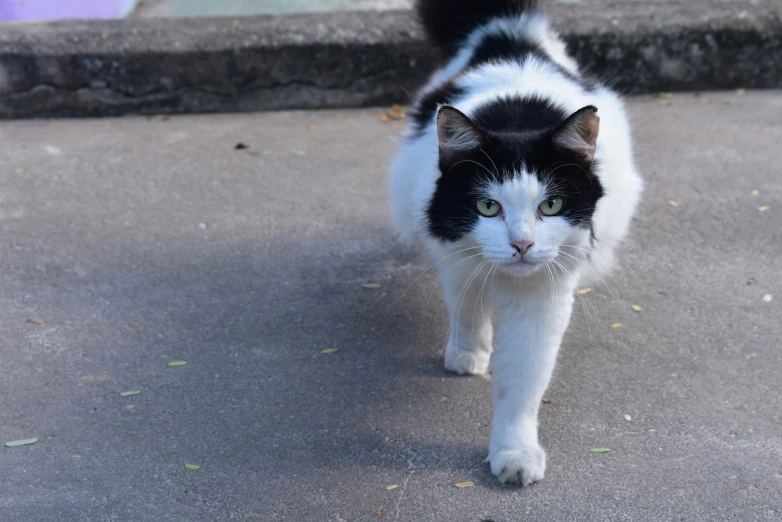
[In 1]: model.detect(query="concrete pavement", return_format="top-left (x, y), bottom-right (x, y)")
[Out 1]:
top-left (1, 92), bottom-right (781, 521)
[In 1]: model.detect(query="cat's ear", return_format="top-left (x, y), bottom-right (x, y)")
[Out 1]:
top-left (436, 105), bottom-right (486, 165)
top-left (552, 105), bottom-right (600, 161)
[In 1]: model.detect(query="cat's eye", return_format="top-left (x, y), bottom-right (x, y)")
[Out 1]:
top-left (476, 199), bottom-right (502, 217)
top-left (539, 198), bottom-right (564, 216)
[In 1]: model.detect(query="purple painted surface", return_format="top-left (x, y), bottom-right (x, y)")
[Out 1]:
top-left (0, 0), bottom-right (137, 21)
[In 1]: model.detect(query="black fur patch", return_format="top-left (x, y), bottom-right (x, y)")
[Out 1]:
top-left (417, 0), bottom-right (539, 58)
top-left (409, 81), bottom-right (466, 136)
top-left (427, 97), bottom-right (604, 242)
top-left (468, 33), bottom-right (596, 92)
top-left (467, 34), bottom-right (543, 69)
top-left (472, 95), bottom-right (568, 135)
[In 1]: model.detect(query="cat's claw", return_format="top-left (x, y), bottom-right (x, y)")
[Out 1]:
top-left (444, 347), bottom-right (491, 376)
top-left (487, 445), bottom-right (546, 486)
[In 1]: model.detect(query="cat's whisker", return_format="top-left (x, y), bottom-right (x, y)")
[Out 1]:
top-left (557, 249), bottom-right (628, 308)
top-left (424, 253), bottom-right (485, 360)
top-left (450, 259), bottom-right (489, 354)
top-left (575, 288), bottom-right (599, 343)
top-left (383, 246), bottom-right (484, 311)
top-left (449, 158), bottom-right (496, 179)
top-left (473, 261), bottom-right (495, 341)
top-left (439, 259), bottom-right (484, 359)
top-left (548, 250), bottom-right (602, 336)
top-left (418, 253), bottom-right (484, 352)
top-left (550, 257), bottom-right (596, 335)
top-left (480, 149), bottom-right (501, 178)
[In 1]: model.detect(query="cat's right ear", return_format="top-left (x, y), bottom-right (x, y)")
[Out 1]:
top-left (436, 105), bottom-right (486, 168)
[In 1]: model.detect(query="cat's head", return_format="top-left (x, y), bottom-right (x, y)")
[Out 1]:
top-left (427, 103), bottom-right (604, 277)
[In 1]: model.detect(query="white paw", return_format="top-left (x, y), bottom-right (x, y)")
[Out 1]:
top-left (487, 445), bottom-right (546, 486)
top-left (444, 347), bottom-right (491, 376)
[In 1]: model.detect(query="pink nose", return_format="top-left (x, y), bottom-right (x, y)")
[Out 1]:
top-left (511, 241), bottom-right (534, 256)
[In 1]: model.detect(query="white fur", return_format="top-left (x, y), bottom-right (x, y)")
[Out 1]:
top-left (389, 12), bottom-right (643, 486)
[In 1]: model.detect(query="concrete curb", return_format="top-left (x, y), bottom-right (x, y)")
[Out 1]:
top-left (0, 2), bottom-right (780, 119)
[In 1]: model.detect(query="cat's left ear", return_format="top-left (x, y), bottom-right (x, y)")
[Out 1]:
top-left (436, 105), bottom-right (487, 167)
top-left (552, 105), bottom-right (600, 161)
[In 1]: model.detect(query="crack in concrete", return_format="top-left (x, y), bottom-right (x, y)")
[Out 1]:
top-left (393, 470), bottom-right (415, 521)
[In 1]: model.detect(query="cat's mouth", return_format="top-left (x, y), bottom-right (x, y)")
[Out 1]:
top-left (495, 255), bottom-right (543, 276)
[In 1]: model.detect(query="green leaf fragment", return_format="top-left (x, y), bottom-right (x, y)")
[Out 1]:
top-left (386, 484), bottom-right (399, 490)
top-left (5, 438), bottom-right (39, 448)
top-left (362, 283), bottom-right (381, 289)
top-left (321, 348), bottom-right (340, 355)
top-left (167, 361), bottom-right (187, 367)
top-left (185, 463), bottom-right (200, 471)
top-left (590, 448), bottom-right (612, 453)
top-left (120, 390), bottom-right (141, 397)
top-left (624, 414), bottom-right (632, 422)
top-left (632, 305), bottom-right (643, 312)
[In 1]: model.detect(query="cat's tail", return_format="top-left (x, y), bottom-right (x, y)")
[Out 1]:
top-left (416, 0), bottom-right (540, 57)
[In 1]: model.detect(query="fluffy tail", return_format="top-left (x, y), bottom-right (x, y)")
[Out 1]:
top-left (416, 0), bottom-right (540, 56)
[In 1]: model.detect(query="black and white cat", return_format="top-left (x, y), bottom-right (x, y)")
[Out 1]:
top-left (389, 0), bottom-right (643, 486)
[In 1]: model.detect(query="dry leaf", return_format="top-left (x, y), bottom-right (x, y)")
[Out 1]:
top-left (751, 190), bottom-right (760, 197)
top-left (386, 484), bottom-right (399, 491)
top-left (758, 206), bottom-right (770, 212)
top-left (763, 294), bottom-right (773, 303)
top-left (611, 323), bottom-right (623, 329)
top-left (119, 390), bottom-right (141, 397)
top-left (668, 200), bottom-right (679, 208)
top-left (379, 115), bottom-right (390, 123)
top-left (375, 508), bottom-right (384, 515)
top-left (624, 414), bottom-right (632, 422)
top-left (632, 305), bottom-right (643, 312)
top-left (167, 361), bottom-right (187, 367)
top-left (590, 448), bottom-right (611, 453)
top-left (455, 481), bottom-right (475, 488)
top-left (26, 317), bottom-right (44, 325)
top-left (185, 463), bottom-right (200, 471)
top-left (542, 398), bottom-right (552, 404)
top-left (5, 438), bottom-right (39, 448)
top-left (362, 283), bottom-right (381, 289)
top-left (321, 348), bottom-right (340, 355)
top-left (577, 288), bottom-right (593, 295)
top-left (387, 105), bottom-right (407, 120)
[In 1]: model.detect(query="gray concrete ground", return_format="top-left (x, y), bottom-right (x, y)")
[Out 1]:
top-left (132, 0), bottom-right (411, 17)
top-left (130, 0), bottom-right (755, 17)
top-left (1, 92), bottom-right (780, 521)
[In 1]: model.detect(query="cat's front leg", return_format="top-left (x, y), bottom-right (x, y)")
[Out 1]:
top-left (437, 259), bottom-right (494, 376)
top-left (487, 284), bottom-right (575, 486)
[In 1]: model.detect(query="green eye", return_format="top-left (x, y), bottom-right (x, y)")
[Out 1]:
top-left (476, 199), bottom-right (501, 217)
top-left (539, 198), bottom-right (564, 216)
